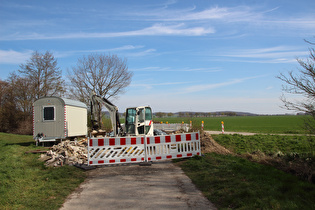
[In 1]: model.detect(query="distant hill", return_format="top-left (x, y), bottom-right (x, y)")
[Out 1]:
top-left (102, 110), bottom-right (258, 118)
top-left (153, 111), bottom-right (258, 117)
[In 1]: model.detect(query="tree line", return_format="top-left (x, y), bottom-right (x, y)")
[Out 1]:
top-left (0, 51), bottom-right (132, 135)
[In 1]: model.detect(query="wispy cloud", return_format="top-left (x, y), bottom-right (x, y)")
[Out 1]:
top-left (150, 6), bottom-right (260, 22)
top-left (124, 49), bottom-right (157, 57)
top-left (0, 49), bottom-right (33, 64)
top-left (131, 66), bottom-right (222, 73)
top-left (0, 24), bottom-right (215, 41)
top-left (55, 45), bottom-right (145, 57)
top-left (183, 75), bottom-right (266, 93)
top-left (129, 5), bottom-right (315, 34)
top-left (0, 46), bottom-right (155, 65)
top-left (214, 46), bottom-right (308, 63)
top-left (131, 81), bottom-right (190, 89)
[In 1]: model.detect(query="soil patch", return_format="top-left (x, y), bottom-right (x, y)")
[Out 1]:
top-left (200, 132), bottom-right (232, 155)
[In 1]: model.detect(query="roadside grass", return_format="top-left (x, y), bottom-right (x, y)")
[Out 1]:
top-left (212, 134), bottom-right (315, 183)
top-left (178, 133), bottom-right (315, 209)
top-left (154, 115), bottom-right (308, 134)
top-left (0, 133), bottom-right (86, 209)
top-left (212, 134), bottom-right (315, 157)
top-left (177, 154), bottom-right (315, 209)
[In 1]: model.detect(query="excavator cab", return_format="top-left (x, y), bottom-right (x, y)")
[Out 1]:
top-left (125, 106), bottom-right (153, 136)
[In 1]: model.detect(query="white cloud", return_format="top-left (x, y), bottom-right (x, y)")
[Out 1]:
top-left (124, 49), bottom-right (157, 57)
top-left (0, 24), bottom-right (215, 41)
top-left (163, 6), bottom-right (260, 22)
top-left (214, 46), bottom-right (308, 63)
top-left (55, 45), bottom-right (145, 58)
top-left (131, 66), bottom-right (221, 73)
top-left (182, 75), bottom-right (266, 93)
top-left (130, 81), bottom-right (190, 89)
top-left (130, 5), bottom-right (315, 35)
top-left (0, 49), bottom-right (33, 64)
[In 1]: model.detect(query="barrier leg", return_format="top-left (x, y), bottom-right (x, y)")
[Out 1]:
top-left (140, 135), bottom-right (152, 166)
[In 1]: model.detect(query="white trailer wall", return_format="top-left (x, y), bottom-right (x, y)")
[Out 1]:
top-left (66, 105), bottom-right (87, 137)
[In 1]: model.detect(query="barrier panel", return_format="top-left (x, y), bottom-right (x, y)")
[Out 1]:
top-left (88, 136), bottom-right (145, 165)
top-left (145, 132), bottom-right (200, 162)
top-left (88, 132), bottom-right (200, 166)
top-left (153, 123), bottom-right (190, 132)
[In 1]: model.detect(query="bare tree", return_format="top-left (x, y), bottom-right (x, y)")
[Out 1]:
top-left (68, 53), bottom-right (133, 104)
top-left (7, 73), bottom-right (34, 118)
top-left (68, 53), bottom-right (132, 129)
top-left (18, 51), bottom-right (65, 100)
top-left (0, 80), bottom-right (21, 133)
top-left (278, 40), bottom-right (315, 133)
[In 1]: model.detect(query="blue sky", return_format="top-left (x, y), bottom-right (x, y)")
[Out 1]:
top-left (1, 0), bottom-right (315, 114)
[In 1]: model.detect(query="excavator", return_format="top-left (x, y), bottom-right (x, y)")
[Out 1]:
top-left (90, 92), bottom-right (154, 137)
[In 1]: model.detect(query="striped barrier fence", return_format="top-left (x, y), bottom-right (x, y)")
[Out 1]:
top-left (145, 132), bottom-right (200, 162)
top-left (88, 136), bottom-right (145, 165)
top-left (88, 132), bottom-right (200, 166)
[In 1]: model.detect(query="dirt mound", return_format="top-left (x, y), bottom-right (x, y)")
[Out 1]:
top-left (200, 132), bottom-right (232, 155)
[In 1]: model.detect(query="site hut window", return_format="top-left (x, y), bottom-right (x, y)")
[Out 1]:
top-left (43, 106), bottom-right (55, 121)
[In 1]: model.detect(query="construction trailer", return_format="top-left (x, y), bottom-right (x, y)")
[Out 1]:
top-left (33, 97), bottom-right (87, 145)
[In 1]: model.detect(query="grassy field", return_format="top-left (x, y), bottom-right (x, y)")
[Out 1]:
top-left (1, 114), bottom-right (315, 209)
top-left (177, 133), bottom-right (315, 209)
top-left (177, 153), bottom-right (315, 209)
top-left (213, 134), bottom-right (315, 156)
top-left (154, 115), bottom-right (308, 134)
top-left (0, 133), bottom-right (86, 209)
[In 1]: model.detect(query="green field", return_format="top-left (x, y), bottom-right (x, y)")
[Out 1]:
top-left (213, 134), bottom-right (315, 156)
top-left (154, 115), bottom-right (309, 134)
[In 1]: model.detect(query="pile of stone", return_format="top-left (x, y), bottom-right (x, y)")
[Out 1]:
top-left (39, 139), bottom-right (88, 167)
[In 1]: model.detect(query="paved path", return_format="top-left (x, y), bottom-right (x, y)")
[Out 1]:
top-left (60, 161), bottom-right (216, 210)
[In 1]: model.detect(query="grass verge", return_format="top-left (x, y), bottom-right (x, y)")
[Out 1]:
top-left (212, 134), bottom-right (315, 157)
top-left (177, 154), bottom-right (315, 209)
top-left (0, 133), bottom-right (86, 209)
top-left (213, 134), bottom-right (315, 182)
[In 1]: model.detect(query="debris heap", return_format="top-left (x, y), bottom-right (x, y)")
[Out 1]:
top-left (39, 139), bottom-right (88, 167)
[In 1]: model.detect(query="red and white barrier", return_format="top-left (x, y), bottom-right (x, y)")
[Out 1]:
top-left (145, 132), bottom-right (200, 162)
top-left (88, 136), bottom-right (145, 165)
top-left (88, 132), bottom-right (201, 166)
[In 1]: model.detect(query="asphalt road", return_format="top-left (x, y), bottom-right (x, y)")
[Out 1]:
top-left (60, 161), bottom-right (216, 210)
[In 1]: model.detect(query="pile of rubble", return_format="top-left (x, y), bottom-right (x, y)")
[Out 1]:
top-left (39, 139), bottom-right (88, 167)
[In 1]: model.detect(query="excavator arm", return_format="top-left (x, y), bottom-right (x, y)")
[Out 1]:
top-left (90, 92), bottom-right (123, 136)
